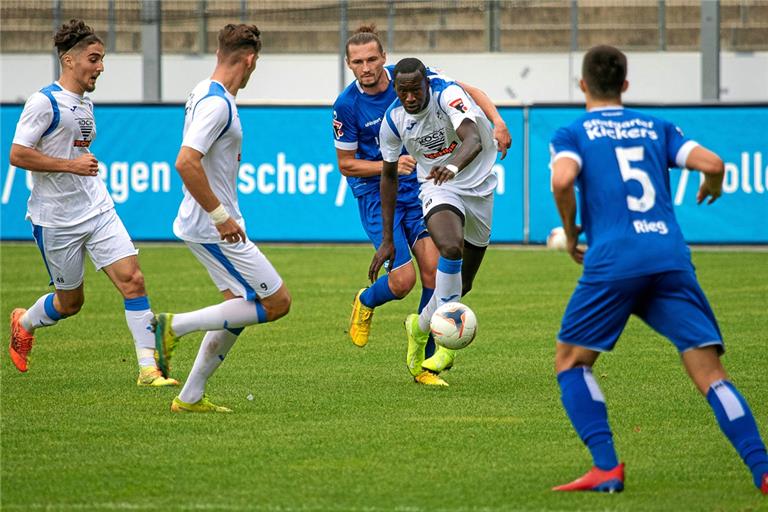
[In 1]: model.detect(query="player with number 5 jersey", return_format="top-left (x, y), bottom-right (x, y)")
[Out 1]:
top-left (548, 45), bottom-right (768, 495)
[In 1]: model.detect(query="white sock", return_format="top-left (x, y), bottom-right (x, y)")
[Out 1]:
top-left (23, 293), bottom-right (62, 332)
top-left (124, 296), bottom-right (156, 368)
top-left (178, 329), bottom-right (240, 404)
top-left (171, 297), bottom-right (266, 337)
top-left (419, 257), bottom-right (462, 332)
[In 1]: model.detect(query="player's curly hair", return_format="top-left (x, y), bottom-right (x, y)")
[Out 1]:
top-left (582, 45), bottom-right (627, 99)
top-left (218, 24), bottom-right (262, 55)
top-left (54, 19), bottom-right (103, 58)
top-left (345, 24), bottom-right (384, 57)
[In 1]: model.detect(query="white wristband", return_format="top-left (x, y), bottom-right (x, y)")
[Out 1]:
top-left (208, 204), bottom-right (229, 225)
top-left (445, 164), bottom-right (459, 174)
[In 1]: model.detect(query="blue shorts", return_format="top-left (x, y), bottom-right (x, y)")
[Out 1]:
top-left (357, 186), bottom-right (429, 271)
top-left (558, 270), bottom-right (723, 354)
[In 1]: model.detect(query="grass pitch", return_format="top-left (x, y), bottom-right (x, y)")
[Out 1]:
top-left (1, 243), bottom-right (766, 511)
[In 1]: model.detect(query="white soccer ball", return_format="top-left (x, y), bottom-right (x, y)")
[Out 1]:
top-left (546, 226), bottom-right (568, 251)
top-left (430, 302), bottom-right (477, 350)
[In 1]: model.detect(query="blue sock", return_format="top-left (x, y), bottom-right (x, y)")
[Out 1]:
top-left (707, 380), bottom-right (768, 488)
top-left (558, 367), bottom-right (619, 470)
top-left (360, 274), bottom-right (399, 308)
top-left (419, 287), bottom-right (436, 358)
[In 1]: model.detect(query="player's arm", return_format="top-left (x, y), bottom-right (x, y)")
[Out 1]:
top-left (686, 146), bottom-right (725, 205)
top-left (368, 159), bottom-right (399, 282)
top-left (456, 81), bottom-right (511, 159)
top-left (175, 146), bottom-right (245, 244)
top-left (551, 156), bottom-right (584, 264)
top-left (428, 118), bottom-right (482, 185)
top-left (335, 148), bottom-right (415, 178)
top-left (9, 144), bottom-right (98, 176)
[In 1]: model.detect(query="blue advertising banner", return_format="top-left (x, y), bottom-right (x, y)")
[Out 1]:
top-left (528, 105), bottom-right (768, 243)
top-left (1, 104), bottom-right (524, 242)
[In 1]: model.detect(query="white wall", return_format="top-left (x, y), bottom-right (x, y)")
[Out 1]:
top-left (2, 51), bottom-right (766, 104)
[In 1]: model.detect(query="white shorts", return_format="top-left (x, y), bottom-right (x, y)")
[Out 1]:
top-left (186, 239), bottom-right (283, 301)
top-left (419, 182), bottom-right (495, 247)
top-left (32, 209), bottom-right (138, 290)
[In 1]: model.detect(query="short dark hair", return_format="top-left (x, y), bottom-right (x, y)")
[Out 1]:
top-left (582, 45), bottom-right (627, 99)
top-left (345, 24), bottom-right (384, 57)
top-left (54, 19), bottom-right (103, 58)
top-left (218, 24), bottom-right (262, 55)
top-left (393, 58), bottom-right (427, 81)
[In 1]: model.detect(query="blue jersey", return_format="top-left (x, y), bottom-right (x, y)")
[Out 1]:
top-left (550, 106), bottom-right (700, 282)
top-left (332, 65), bottom-right (438, 199)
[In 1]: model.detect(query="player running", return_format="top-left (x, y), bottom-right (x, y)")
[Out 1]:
top-left (7, 19), bottom-right (177, 387)
top-left (369, 58), bottom-right (501, 387)
top-left (152, 24), bottom-right (291, 413)
top-left (335, 26), bottom-right (510, 385)
top-left (549, 45), bottom-right (768, 494)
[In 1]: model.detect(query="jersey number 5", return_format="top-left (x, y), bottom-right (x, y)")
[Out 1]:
top-left (615, 146), bottom-right (655, 212)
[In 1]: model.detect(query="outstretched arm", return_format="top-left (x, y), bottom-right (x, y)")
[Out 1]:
top-left (335, 148), bottom-right (416, 178)
top-left (175, 146), bottom-right (245, 244)
top-left (551, 156), bottom-right (584, 264)
top-left (457, 81), bottom-right (511, 159)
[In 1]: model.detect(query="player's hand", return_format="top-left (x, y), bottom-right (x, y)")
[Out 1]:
top-left (427, 165), bottom-right (456, 185)
top-left (565, 225), bottom-right (584, 265)
top-left (397, 155), bottom-right (416, 175)
top-left (216, 217), bottom-right (247, 244)
top-left (493, 122), bottom-right (511, 160)
top-left (369, 240), bottom-right (394, 283)
top-left (68, 153), bottom-right (100, 176)
top-left (696, 177), bottom-right (722, 205)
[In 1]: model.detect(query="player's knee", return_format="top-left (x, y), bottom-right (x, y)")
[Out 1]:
top-left (120, 269), bottom-right (146, 297)
top-left (439, 243), bottom-right (463, 261)
top-left (57, 296), bottom-right (84, 316)
top-left (389, 267), bottom-right (416, 298)
top-left (265, 288), bottom-right (291, 321)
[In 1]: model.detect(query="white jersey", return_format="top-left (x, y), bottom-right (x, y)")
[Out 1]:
top-left (174, 79), bottom-right (244, 243)
top-left (379, 76), bottom-right (497, 195)
top-left (12, 82), bottom-right (113, 227)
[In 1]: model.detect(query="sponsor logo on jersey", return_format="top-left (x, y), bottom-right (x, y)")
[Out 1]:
top-left (448, 98), bottom-right (468, 113)
top-left (364, 117), bottom-right (382, 128)
top-left (76, 118), bottom-right (94, 139)
top-left (406, 120), bottom-right (417, 131)
top-left (416, 128), bottom-right (446, 151)
top-left (582, 118), bottom-right (658, 141)
top-left (73, 140), bottom-right (91, 147)
top-left (424, 141), bottom-right (457, 159)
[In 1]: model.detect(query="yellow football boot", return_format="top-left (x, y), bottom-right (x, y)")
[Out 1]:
top-left (421, 345), bottom-right (456, 373)
top-left (349, 288), bottom-right (374, 347)
top-left (405, 313), bottom-right (429, 377)
top-left (414, 370), bottom-right (449, 387)
top-left (171, 395), bottom-right (232, 413)
top-left (137, 366), bottom-right (180, 387)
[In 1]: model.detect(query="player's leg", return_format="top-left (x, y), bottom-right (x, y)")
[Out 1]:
top-left (410, 235), bottom-right (438, 359)
top-left (9, 224), bottom-right (86, 372)
top-left (88, 210), bottom-right (175, 386)
top-left (642, 271), bottom-right (768, 493)
top-left (456, 193), bottom-right (493, 298)
top-left (350, 193), bottom-right (415, 346)
top-left (552, 277), bottom-right (642, 492)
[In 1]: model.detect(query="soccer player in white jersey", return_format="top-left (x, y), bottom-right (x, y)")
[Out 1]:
top-left (7, 19), bottom-right (177, 387)
top-left (370, 58), bottom-right (499, 386)
top-left (152, 24), bottom-right (291, 413)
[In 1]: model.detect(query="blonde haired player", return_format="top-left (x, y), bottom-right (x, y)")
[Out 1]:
top-left (8, 19), bottom-right (177, 387)
top-left (152, 24), bottom-right (291, 413)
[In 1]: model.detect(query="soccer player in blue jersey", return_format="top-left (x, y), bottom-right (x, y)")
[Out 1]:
top-left (334, 25), bottom-right (510, 385)
top-left (549, 45), bottom-right (767, 494)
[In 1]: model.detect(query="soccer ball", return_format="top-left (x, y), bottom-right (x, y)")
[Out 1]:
top-left (546, 226), bottom-right (567, 250)
top-left (430, 302), bottom-right (477, 350)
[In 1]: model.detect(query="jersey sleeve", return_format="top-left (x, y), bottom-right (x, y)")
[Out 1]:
top-left (181, 96), bottom-right (230, 155)
top-left (332, 99), bottom-right (359, 151)
top-left (549, 126), bottom-right (582, 170)
top-left (438, 84), bottom-right (479, 132)
top-left (664, 120), bottom-right (699, 169)
top-left (425, 66), bottom-right (455, 82)
top-left (379, 110), bottom-right (403, 163)
top-left (12, 93), bottom-right (53, 148)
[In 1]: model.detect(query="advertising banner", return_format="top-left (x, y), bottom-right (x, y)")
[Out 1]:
top-left (1, 104), bottom-right (524, 242)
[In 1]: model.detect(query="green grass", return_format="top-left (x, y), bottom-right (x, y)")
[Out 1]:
top-left (2, 243), bottom-right (767, 511)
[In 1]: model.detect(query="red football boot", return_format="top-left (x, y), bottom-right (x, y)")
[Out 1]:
top-left (9, 308), bottom-right (34, 372)
top-left (760, 473), bottom-right (767, 495)
top-left (553, 463), bottom-right (625, 493)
